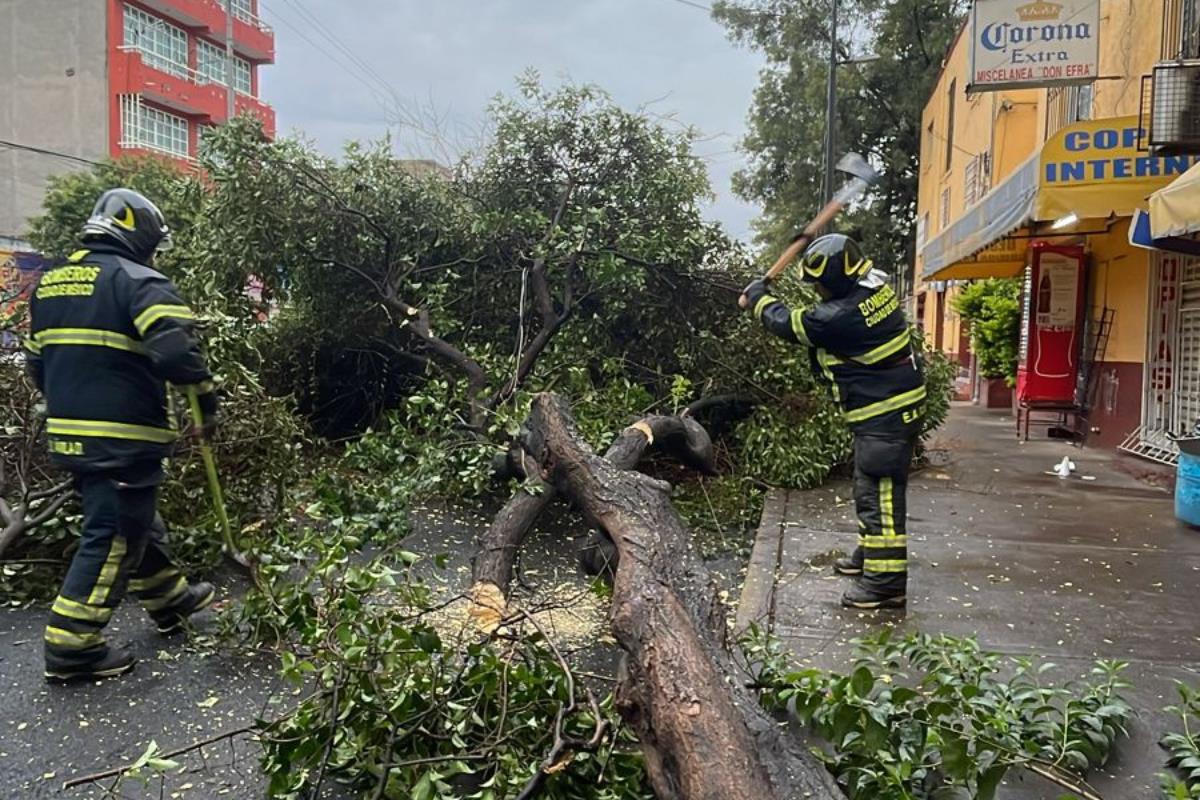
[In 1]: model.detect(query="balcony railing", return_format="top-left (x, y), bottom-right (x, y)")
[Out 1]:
top-left (219, 0), bottom-right (272, 34)
top-left (119, 45), bottom-right (258, 98)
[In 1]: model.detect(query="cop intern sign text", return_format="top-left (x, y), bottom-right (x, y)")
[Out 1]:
top-left (969, 0), bottom-right (1100, 93)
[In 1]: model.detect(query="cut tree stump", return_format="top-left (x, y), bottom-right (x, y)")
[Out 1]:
top-left (475, 393), bottom-right (844, 800)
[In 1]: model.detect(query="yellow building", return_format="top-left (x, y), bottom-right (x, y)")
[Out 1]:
top-left (914, 0), bottom-right (1199, 460)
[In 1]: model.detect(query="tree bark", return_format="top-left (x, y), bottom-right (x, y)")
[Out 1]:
top-left (507, 393), bottom-right (843, 800)
top-left (471, 411), bottom-right (716, 595)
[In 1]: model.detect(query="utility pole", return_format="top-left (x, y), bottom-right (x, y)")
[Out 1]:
top-left (823, 0), bottom-right (838, 205)
top-left (224, 0), bottom-right (236, 121)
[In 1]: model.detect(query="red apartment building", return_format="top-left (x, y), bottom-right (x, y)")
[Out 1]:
top-left (1, 0), bottom-right (277, 240)
top-left (110, 0), bottom-right (276, 161)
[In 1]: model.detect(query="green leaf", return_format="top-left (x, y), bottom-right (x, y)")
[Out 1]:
top-left (851, 666), bottom-right (875, 698)
top-left (940, 731), bottom-right (971, 780)
top-left (978, 764), bottom-right (1008, 800)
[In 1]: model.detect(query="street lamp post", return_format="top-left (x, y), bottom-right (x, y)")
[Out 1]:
top-left (823, 0), bottom-right (838, 206)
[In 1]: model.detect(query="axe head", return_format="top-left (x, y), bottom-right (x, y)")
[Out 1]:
top-left (836, 152), bottom-right (881, 187)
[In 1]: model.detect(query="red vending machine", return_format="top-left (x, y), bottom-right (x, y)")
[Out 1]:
top-left (1016, 243), bottom-right (1086, 405)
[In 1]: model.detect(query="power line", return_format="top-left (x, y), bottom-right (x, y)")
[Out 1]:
top-left (663, 0), bottom-right (714, 11)
top-left (280, 0), bottom-right (401, 104)
top-left (257, 1), bottom-right (395, 115)
top-left (0, 140), bottom-right (101, 167)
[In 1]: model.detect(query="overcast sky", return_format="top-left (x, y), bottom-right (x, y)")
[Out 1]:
top-left (257, 0), bottom-right (765, 241)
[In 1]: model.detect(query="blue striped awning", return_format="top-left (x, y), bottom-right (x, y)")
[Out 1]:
top-left (920, 153), bottom-right (1039, 280)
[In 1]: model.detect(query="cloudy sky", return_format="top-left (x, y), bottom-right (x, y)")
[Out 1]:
top-left (257, 0), bottom-right (765, 240)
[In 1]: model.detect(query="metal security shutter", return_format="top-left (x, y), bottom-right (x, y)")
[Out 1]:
top-left (1121, 251), bottom-right (1200, 464)
top-left (1173, 258), bottom-right (1200, 433)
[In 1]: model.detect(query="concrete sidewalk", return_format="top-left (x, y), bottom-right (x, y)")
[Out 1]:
top-left (737, 403), bottom-right (1200, 799)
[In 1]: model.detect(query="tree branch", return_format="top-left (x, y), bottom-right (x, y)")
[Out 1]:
top-left (27, 486), bottom-right (73, 528)
top-left (62, 726), bottom-right (256, 790)
top-left (381, 295), bottom-right (490, 430)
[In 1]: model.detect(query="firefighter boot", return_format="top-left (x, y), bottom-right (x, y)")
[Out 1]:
top-left (45, 648), bottom-right (136, 684)
top-left (152, 582), bottom-right (216, 635)
top-left (841, 580), bottom-right (906, 610)
top-left (834, 546), bottom-right (864, 576)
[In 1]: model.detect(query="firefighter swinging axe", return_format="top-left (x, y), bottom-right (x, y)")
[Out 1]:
top-left (739, 152), bottom-right (882, 308)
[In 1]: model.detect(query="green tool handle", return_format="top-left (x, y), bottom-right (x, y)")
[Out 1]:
top-left (185, 387), bottom-right (237, 557)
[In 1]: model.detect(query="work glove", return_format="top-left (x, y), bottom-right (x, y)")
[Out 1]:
top-left (740, 278), bottom-right (771, 312)
top-left (193, 391), bottom-right (220, 441)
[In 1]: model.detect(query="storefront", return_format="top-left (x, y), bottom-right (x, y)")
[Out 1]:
top-left (919, 115), bottom-right (1198, 454)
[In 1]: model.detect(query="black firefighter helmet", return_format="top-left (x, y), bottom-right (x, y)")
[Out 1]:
top-left (799, 233), bottom-right (871, 299)
top-left (80, 188), bottom-right (172, 264)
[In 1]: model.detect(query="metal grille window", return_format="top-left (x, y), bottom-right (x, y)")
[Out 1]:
top-left (123, 5), bottom-right (187, 78)
top-left (939, 188), bottom-right (951, 231)
top-left (120, 95), bottom-right (189, 158)
top-left (197, 40), bottom-right (254, 95)
top-left (220, 0), bottom-right (255, 24)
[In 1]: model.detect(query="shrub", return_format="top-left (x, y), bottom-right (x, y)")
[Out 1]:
top-left (952, 279), bottom-right (1021, 385)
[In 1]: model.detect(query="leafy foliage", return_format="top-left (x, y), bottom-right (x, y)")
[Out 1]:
top-left (952, 279), bottom-right (1021, 384)
top-left (744, 628), bottom-right (1133, 800)
top-left (230, 513), bottom-right (650, 800)
top-left (1162, 683), bottom-right (1200, 799)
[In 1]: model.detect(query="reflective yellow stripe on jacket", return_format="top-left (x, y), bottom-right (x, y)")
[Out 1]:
top-left (843, 385), bottom-right (927, 424)
top-left (47, 418), bottom-right (177, 444)
top-left (35, 328), bottom-right (147, 354)
top-left (854, 331), bottom-right (912, 365)
top-left (818, 331), bottom-right (911, 368)
top-left (134, 304), bottom-right (194, 336)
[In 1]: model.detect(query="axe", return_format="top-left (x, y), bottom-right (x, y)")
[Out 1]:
top-left (739, 152), bottom-right (881, 308)
top-left (184, 387), bottom-right (251, 570)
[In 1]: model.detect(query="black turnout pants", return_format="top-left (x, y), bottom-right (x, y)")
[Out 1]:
top-left (849, 432), bottom-right (915, 596)
top-left (45, 462), bottom-right (187, 670)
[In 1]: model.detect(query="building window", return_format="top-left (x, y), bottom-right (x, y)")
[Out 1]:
top-left (1067, 84), bottom-right (1093, 123)
top-left (120, 96), bottom-right (190, 158)
top-left (123, 5), bottom-right (188, 78)
top-left (945, 79), bottom-right (956, 173)
top-left (940, 187), bottom-right (951, 230)
top-left (221, 0), bottom-right (255, 24)
top-left (916, 212), bottom-right (928, 249)
top-left (963, 152), bottom-right (991, 207)
top-left (197, 40), bottom-right (254, 95)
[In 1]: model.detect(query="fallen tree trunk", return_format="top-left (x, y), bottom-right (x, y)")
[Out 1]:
top-left (505, 393), bottom-right (843, 800)
top-left (471, 407), bottom-right (716, 595)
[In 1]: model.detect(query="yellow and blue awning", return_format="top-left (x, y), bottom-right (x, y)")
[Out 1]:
top-left (920, 116), bottom-right (1198, 281)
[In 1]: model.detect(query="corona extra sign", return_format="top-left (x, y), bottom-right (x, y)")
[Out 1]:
top-left (969, 0), bottom-right (1100, 92)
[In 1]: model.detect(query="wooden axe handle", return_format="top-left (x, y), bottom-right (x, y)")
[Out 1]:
top-left (737, 195), bottom-right (849, 309)
top-left (763, 196), bottom-right (846, 282)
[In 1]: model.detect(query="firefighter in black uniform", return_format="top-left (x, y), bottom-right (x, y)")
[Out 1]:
top-left (25, 189), bottom-right (219, 682)
top-left (741, 234), bottom-right (925, 609)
